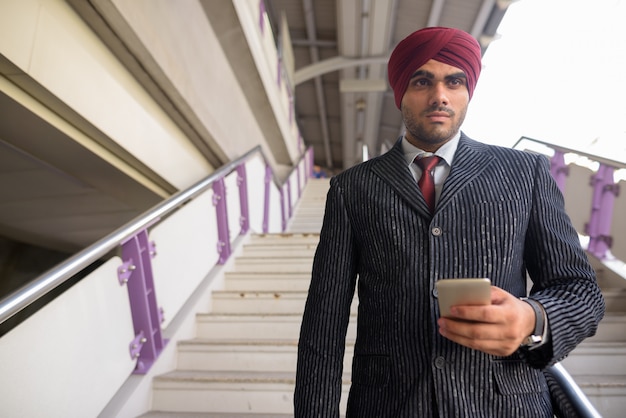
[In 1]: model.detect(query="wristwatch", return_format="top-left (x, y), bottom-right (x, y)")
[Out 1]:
top-left (521, 298), bottom-right (544, 347)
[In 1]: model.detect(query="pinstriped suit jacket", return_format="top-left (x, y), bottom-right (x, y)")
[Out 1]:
top-left (294, 134), bottom-right (605, 417)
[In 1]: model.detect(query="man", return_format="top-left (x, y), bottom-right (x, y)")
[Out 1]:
top-left (294, 27), bottom-right (605, 417)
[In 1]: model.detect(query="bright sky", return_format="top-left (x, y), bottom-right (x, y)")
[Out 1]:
top-left (462, 0), bottom-right (626, 161)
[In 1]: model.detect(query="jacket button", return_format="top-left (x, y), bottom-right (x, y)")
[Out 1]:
top-left (431, 227), bottom-right (442, 236)
top-left (434, 356), bottom-right (445, 369)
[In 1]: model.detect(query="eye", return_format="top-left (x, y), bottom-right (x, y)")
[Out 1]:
top-left (448, 77), bottom-right (466, 88)
top-left (410, 78), bottom-right (430, 87)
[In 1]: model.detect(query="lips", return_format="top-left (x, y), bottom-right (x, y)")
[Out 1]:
top-left (426, 112), bottom-right (451, 122)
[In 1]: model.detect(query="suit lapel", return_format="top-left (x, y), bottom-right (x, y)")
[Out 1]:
top-left (370, 139), bottom-right (430, 214)
top-left (437, 134), bottom-right (495, 211)
top-left (369, 135), bottom-right (496, 215)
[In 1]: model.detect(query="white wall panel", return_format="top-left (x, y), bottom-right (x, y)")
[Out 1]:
top-left (0, 0), bottom-right (212, 189)
top-left (150, 192), bottom-right (218, 329)
top-left (225, 170), bottom-right (243, 240)
top-left (246, 154), bottom-right (269, 233)
top-left (611, 179), bottom-right (626, 261)
top-left (0, 257), bottom-right (135, 418)
top-left (564, 164), bottom-right (595, 235)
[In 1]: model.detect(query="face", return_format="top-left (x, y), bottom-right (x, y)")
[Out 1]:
top-left (400, 59), bottom-right (470, 152)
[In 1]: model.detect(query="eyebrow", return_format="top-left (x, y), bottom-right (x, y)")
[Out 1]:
top-left (410, 69), bottom-right (467, 81)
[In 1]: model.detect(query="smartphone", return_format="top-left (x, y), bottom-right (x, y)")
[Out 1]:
top-left (436, 278), bottom-right (492, 317)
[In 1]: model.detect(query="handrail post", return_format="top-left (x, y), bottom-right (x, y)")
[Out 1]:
top-left (550, 150), bottom-right (569, 193)
top-left (263, 164), bottom-right (272, 233)
top-left (280, 184), bottom-right (287, 232)
top-left (117, 229), bottom-right (167, 374)
top-left (212, 176), bottom-right (231, 264)
top-left (586, 163), bottom-right (618, 259)
top-left (237, 163), bottom-right (250, 235)
top-left (287, 178), bottom-right (293, 221)
top-left (296, 164), bottom-right (302, 200)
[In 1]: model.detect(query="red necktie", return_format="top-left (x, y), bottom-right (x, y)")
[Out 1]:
top-left (416, 155), bottom-right (440, 213)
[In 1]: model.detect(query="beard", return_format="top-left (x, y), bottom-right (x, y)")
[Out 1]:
top-left (402, 104), bottom-right (467, 147)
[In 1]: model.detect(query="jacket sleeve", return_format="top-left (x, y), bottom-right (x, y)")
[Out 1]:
top-left (294, 177), bottom-right (358, 417)
top-left (521, 155), bottom-right (605, 368)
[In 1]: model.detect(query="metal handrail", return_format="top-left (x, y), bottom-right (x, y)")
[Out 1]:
top-left (0, 145), bottom-right (306, 325)
top-left (514, 136), bottom-right (626, 169)
top-left (545, 363), bottom-right (603, 418)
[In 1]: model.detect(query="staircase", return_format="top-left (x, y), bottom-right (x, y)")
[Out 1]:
top-left (560, 284), bottom-right (626, 416)
top-left (140, 177), bottom-right (626, 417)
top-left (140, 179), bottom-right (347, 416)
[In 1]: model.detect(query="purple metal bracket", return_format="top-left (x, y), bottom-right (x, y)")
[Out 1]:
top-left (237, 163), bottom-right (250, 235)
top-left (288, 90), bottom-right (294, 124)
top-left (263, 164), bottom-right (272, 233)
top-left (287, 178), bottom-right (293, 220)
top-left (119, 229), bottom-right (167, 374)
top-left (550, 151), bottom-right (569, 193)
top-left (117, 260), bottom-right (135, 285)
top-left (129, 331), bottom-right (146, 360)
top-left (212, 177), bottom-right (232, 264)
top-left (586, 164), bottom-right (617, 259)
top-left (296, 164), bottom-right (302, 199)
top-left (259, 0), bottom-right (265, 34)
top-left (307, 148), bottom-right (314, 178)
top-left (280, 185), bottom-right (287, 232)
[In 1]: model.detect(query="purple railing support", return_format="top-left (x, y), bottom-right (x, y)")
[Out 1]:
top-left (287, 178), bottom-right (293, 220)
top-left (258, 0), bottom-right (265, 34)
top-left (117, 229), bottom-right (167, 374)
top-left (586, 164), bottom-right (619, 259)
top-left (550, 150), bottom-right (569, 193)
top-left (307, 147), bottom-right (314, 178)
top-left (263, 164), bottom-right (272, 233)
top-left (280, 185), bottom-right (287, 232)
top-left (237, 163), bottom-right (250, 235)
top-left (289, 94), bottom-right (294, 124)
top-left (212, 177), bottom-right (232, 264)
top-left (296, 164), bottom-right (302, 199)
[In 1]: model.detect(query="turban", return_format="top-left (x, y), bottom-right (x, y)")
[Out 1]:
top-left (387, 27), bottom-right (482, 108)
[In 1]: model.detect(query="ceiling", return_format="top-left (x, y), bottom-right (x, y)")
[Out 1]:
top-left (263, 0), bottom-right (511, 173)
top-left (0, 0), bottom-right (511, 255)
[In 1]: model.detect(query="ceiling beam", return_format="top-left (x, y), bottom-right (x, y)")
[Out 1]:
top-left (294, 55), bottom-right (389, 85)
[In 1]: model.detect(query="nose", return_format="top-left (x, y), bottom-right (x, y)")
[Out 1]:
top-left (430, 82), bottom-right (449, 107)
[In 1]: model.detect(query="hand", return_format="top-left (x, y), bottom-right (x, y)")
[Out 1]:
top-left (437, 286), bottom-right (536, 356)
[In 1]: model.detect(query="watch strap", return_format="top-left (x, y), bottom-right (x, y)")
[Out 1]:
top-left (521, 297), bottom-right (544, 346)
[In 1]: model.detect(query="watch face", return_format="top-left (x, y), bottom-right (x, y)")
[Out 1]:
top-left (523, 335), bottom-right (542, 346)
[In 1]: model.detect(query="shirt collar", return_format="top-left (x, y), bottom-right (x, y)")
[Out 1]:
top-left (401, 131), bottom-right (461, 167)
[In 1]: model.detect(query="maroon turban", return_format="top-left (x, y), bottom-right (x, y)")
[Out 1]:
top-left (387, 27), bottom-right (482, 108)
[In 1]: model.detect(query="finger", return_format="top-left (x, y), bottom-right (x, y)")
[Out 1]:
top-left (438, 320), bottom-right (520, 356)
top-left (448, 304), bottom-right (498, 324)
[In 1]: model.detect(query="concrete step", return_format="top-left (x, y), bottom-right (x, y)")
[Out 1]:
top-left (211, 290), bottom-right (358, 315)
top-left (561, 342), bottom-right (626, 376)
top-left (586, 313), bottom-right (626, 343)
top-left (232, 259), bottom-right (313, 273)
top-left (151, 370), bottom-right (349, 415)
top-left (195, 313), bottom-right (357, 341)
top-left (234, 256), bottom-right (313, 265)
top-left (602, 288), bottom-right (626, 312)
top-left (211, 290), bottom-right (308, 314)
top-left (222, 272), bottom-right (311, 291)
top-left (248, 234), bottom-right (319, 246)
top-left (139, 412), bottom-right (293, 418)
top-left (572, 375), bottom-right (626, 418)
top-left (240, 246), bottom-right (317, 258)
top-left (175, 338), bottom-right (354, 373)
top-left (287, 221), bottom-right (323, 233)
